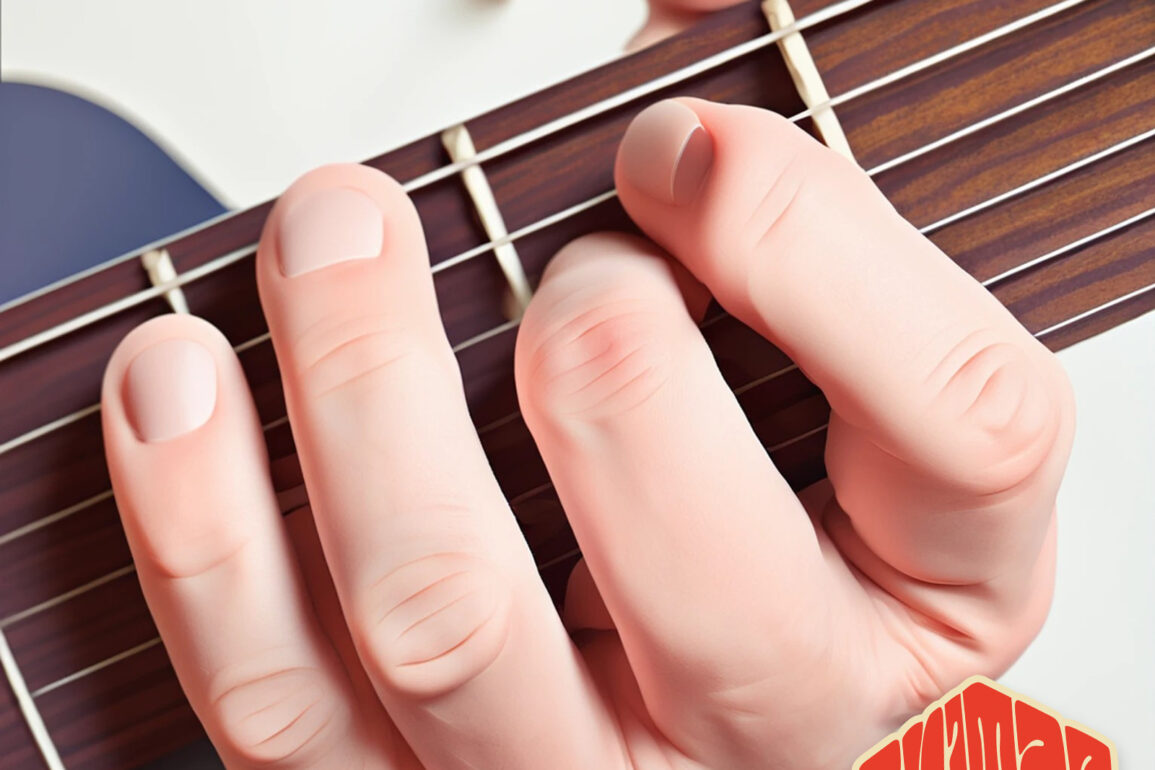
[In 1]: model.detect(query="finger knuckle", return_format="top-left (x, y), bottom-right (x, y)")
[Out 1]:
top-left (130, 507), bottom-right (253, 580)
top-left (355, 550), bottom-right (512, 699)
top-left (934, 334), bottom-right (1072, 494)
top-left (210, 665), bottom-right (343, 766)
top-left (741, 151), bottom-right (813, 252)
top-left (291, 312), bottom-right (433, 399)
top-left (697, 141), bottom-right (847, 311)
top-left (520, 288), bottom-right (674, 423)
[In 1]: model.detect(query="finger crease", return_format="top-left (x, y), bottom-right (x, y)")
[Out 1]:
top-left (210, 665), bottom-right (314, 708)
top-left (378, 569), bottom-right (472, 627)
top-left (395, 618), bottom-right (489, 668)
top-left (395, 591), bottom-right (478, 641)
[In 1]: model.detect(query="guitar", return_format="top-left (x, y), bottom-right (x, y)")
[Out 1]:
top-left (0, 0), bottom-right (1152, 766)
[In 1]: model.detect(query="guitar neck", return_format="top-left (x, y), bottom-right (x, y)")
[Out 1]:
top-left (1, 0), bottom-right (1153, 766)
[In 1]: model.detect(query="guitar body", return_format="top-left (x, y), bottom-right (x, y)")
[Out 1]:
top-left (0, 83), bottom-right (226, 305)
top-left (0, 0), bottom-right (1151, 766)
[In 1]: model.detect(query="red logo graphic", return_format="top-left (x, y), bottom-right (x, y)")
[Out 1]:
top-left (853, 676), bottom-right (1117, 769)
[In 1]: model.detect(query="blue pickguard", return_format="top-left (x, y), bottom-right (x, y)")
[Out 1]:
top-left (0, 82), bottom-right (226, 304)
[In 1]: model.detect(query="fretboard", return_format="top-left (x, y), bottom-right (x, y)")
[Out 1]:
top-left (0, 0), bottom-right (1153, 766)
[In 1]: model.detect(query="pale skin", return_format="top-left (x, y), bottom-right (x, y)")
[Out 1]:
top-left (101, 9), bottom-right (1074, 767)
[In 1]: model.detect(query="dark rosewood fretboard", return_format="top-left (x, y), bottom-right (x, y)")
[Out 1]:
top-left (0, 0), bottom-right (1152, 766)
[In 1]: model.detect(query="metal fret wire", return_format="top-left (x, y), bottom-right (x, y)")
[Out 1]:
top-left (9, 214), bottom-right (1155, 703)
top-left (466, 204), bottom-right (1155, 516)
top-left (0, 0), bottom-right (1151, 701)
top-left (0, 628), bottom-right (65, 767)
top-left (33, 260), bottom-right (1155, 697)
top-left (2, 194), bottom-right (1150, 560)
top-left (2, 36), bottom-right (1149, 462)
top-left (3, 114), bottom-right (1150, 471)
top-left (431, 193), bottom-right (1155, 464)
top-left (3, 203), bottom-right (1150, 647)
top-left (0, 0), bottom-right (1100, 366)
top-left (6, 0), bottom-right (1100, 330)
top-left (0, 180), bottom-right (610, 461)
top-left (0, 104), bottom-right (1152, 552)
top-left (0, 0), bottom-right (877, 321)
top-left (7, 139), bottom-right (1153, 684)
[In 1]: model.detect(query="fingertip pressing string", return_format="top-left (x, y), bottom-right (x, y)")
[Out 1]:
top-left (441, 124), bottom-right (534, 320)
top-left (763, 0), bottom-right (857, 163)
top-left (141, 249), bottom-right (190, 314)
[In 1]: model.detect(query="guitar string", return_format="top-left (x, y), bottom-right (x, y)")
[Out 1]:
top-left (0, 0), bottom-right (879, 320)
top-left (921, 128), bottom-right (1155, 234)
top-left (0, 0), bottom-right (1151, 653)
top-left (0, 118), bottom-right (1151, 552)
top-left (7, 0), bottom-right (1110, 329)
top-left (0, 0), bottom-right (1139, 741)
top-left (13, 419), bottom-right (841, 699)
top-left (8, 205), bottom-right (1151, 662)
top-left (863, 45), bottom-right (1155, 177)
top-left (444, 205), bottom-right (1155, 526)
top-left (1, 203), bottom-right (1150, 642)
top-left (392, 0), bottom-right (1085, 196)
top-left (4, 0), bottom-right (1107, 327)
top-left (37, 280), bottom-right (1155, 697)
top-left (536, 259), bottom-right (1155, 578)
top-left (1, 40), bottom-right (1149, 463)
top-left (25, 275), bottom-right (1155, 702)
top-left (0, 98), bottom-right (1150, 567)
top-left (785, 0), bottom-right (1092, 126)
top-left (0, 0), bottom-right (1098, 366)
top-left (17, 226), bottom-right (1155, 699)
top-left (474, 198), bottom-right (1155, 441)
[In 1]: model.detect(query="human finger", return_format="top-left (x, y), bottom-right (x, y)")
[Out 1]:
top-left (255, 165), bottom-right (619, 769)
top-left (613, 98), bottom-right (1073, 590)
top-left (102, 315), bottom-right (395, 768)
top-left (516, 232), bottom-right (843, 764)
top-left (628, 0), bottom-right (745, 51)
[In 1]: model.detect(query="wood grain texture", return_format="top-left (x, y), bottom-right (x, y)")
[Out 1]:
top-left (836, 0), bottom-right (1155, 167)
top-left (0, 0), bottom-right (1152, 766)
top-left (0, 669), bottom-right (46, 770)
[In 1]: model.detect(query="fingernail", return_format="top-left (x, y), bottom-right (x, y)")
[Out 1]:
top-left (619, 100), bottom-right (713, 206)
top-left (278, 187), bottom-right (384, 277)
top-left (124, 339), bottom-right (217, 442)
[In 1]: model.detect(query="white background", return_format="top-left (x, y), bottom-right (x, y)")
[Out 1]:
top-left (3, 0), bottom-right (1153, 763)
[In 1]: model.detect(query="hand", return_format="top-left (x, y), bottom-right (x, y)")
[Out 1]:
top-left (630, 0), bottom-right (748, 51)
top-left (101, 98), bottom-right (1074, 769)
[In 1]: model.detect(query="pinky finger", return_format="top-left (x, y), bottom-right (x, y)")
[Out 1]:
top-left (101, 315), bottom-right (395, 768)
